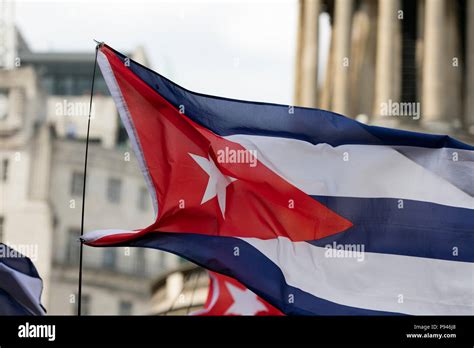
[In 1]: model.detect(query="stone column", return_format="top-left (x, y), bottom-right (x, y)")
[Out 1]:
top-left (350, 0), bottom-right (377, 119)
top-left (373, 0), bottom-right (402, 126)
top-left (416, 0), bottom-right (425, 116)
top-left (422, 0), bottom-right (449, 130)
top-left (445, 1), bottom-right (462, 129)
top-left (320, 27), bottom-right (334, 110)
top-left (299, 0), bottom-right (320, 108)
top-left (332, 0), bottom-right (353, 116)
top-left (293, 0), bottom-right (305, 105)
top-left (466, 0), bottom-right (474, 134)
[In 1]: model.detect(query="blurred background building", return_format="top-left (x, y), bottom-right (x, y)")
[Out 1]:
top-left (0, 2), bottom-right (202, 313)
top-left (294, 0), bottom-right (474, 144)
top-left (150, 265), bottom-right (208, 315)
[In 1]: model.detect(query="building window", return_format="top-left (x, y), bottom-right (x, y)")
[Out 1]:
top-left (0, 216), bottom-right (4, 242)
top-left (103, 248), bottom-right (117, 270)
top-left (2, 158), bottom-right (8, 182)
top-left (119, 300), bottom-right (133, 315)
top-left (70, 171), bottom-right (84, 196)
top-left (73, 293), bottom-right (91, 315)
top-left (66, 123), bottom-right (77, 139)
top-left (137, 187), bottom-right (148, 211)
top-left (135, 248), bottom-right (146, 275)
top-left (66, 228), bottom-right (80, 264)
top-left (56, 76), bottom-right (74, 95)
top-left (82, 294), bottom-right (91, 315)
top-left (76, 77), bottom-right (91, 95)
top-left (117, 124), bottom-right (128, 146)
top-left (42, 77), bottom-right (54, 95)
top-left (107, 178), bottom-right (121, 203)
top-left (0, 91), bottom-right (8, 120)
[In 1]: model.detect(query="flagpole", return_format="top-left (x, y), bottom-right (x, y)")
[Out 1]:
top-left (77, 42), bottom-right (100, 316)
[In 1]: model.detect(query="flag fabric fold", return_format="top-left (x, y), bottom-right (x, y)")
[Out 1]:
top-left (83, 43), bottom-right (474, 315)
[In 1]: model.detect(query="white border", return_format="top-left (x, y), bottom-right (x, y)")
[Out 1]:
top-left (97, 51), bottom-right (159, 218)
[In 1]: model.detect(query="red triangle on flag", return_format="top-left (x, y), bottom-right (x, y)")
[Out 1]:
top-left (100, 46), bottom-right (353, 242)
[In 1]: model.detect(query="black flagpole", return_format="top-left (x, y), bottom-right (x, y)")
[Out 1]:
top-left (78, 42), bottom-right (100, 316)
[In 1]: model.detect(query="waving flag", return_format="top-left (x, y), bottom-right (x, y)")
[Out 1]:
top-left (83, 44), bottom-right (474, 315)
top-left (191, 272), bottom-right (283, 316)
top-left (0, 243), bottom-right (46, 315)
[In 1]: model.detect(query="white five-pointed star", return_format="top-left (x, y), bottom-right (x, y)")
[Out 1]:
top-left (224, 282), bottom-right (268, 315)
top-left (189, 153), bottom-right (237, 218)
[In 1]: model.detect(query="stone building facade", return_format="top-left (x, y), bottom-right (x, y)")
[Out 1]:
top-left (0, 26), bottom-right (181, 314)
top-left (294, 0), bottom-right (474, 144)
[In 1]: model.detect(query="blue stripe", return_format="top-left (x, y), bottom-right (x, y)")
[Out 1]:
top-left (108, 46), bottom-right (474, 151)
top-left (121, 232), bottom-right (402, 316)
top-left (308, 196), bottom-right (474, 263)
top-left (0, 289), bottom-right (33, 315)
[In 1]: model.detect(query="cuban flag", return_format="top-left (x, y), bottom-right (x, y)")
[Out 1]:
top-left (191, 272), bottom-right (283, 316)
top-left (0, 243), bottom-right (46, 315)
top-left (83, 44), bottom-right (474, 315)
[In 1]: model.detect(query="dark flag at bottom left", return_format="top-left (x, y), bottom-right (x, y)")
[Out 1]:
top-left (0, 243), bottom-right (46, 315)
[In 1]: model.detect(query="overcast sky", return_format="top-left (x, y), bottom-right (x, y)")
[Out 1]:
top-left (15, 0), bottom-right (330, 105)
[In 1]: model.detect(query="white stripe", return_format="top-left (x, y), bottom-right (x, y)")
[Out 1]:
top-left (242, 237), bottom-right (474, 315)
top-left (226, 134), bottom-right (474, 210)
top-left (81, 229), bottom-right (137, 243)
top-left (394, 145), bottom-right (474, 196)
top-left (97, 51), bottom-right (159, 218)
